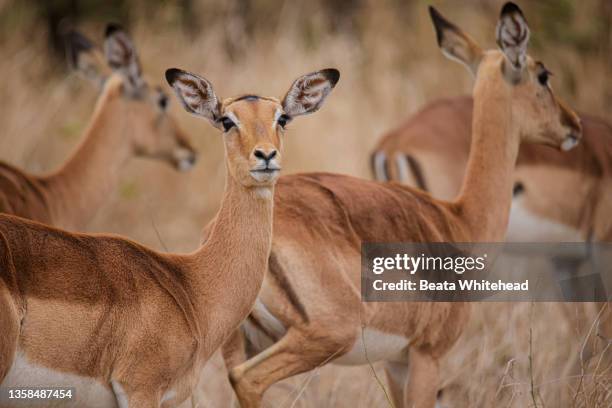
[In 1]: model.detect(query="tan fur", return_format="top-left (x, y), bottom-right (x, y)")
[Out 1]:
top-left (0, 31), bottom-right (195, 231)
top-left (215, 6), bottom-right (583, 408)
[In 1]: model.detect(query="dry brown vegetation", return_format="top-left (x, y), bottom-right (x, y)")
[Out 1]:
top-left (0, 0), bottom-right (610, 406)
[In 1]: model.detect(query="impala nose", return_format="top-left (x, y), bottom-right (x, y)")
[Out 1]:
top-left (254, 149), bottom-right (277, 162)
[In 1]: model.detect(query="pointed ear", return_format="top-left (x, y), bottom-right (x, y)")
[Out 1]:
top-left (282, 69), bottom-right (340, 117)
top-left (496, 2), bottom-right (530, 73)
top-left (104, 23), bottom-right (144, 93)
top-left (64, 30), bottom-right (108, 88)
top-left (429, 6), bottom-right (483, 76)
top-left (165, 68), bottom-right (221, 126)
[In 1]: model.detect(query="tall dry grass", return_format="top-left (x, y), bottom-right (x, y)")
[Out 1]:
top-left (0, 0), bottom-right (610, 406)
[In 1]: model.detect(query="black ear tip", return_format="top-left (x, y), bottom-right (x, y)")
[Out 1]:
top-left (428, 6), bottom-right (439, 19)
top-left (322, 68), bottom-right (340, 87)
top-left (105, 23), bottom-right (123, 38)
top-left (501, 2), bottom-right (523, 17)
top-left (165, 68), bottom-right (182, 86)
top-left (428, 6), bottom-right (452, 45)
top-left (64, 30), bottom-right (94, 68)
top-left (428, 6), bottom-right (444, 24)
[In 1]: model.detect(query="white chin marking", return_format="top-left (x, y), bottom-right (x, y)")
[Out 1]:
top-left (254, 187), bottom-right (273, 200)
top-left (561, 137), bottom-right (578, 151)
top-left (250, 171), bottom-right (278, 184)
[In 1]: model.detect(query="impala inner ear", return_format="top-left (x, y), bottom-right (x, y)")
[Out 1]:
top-left (282, 68), bottom-right (340, 117)
top-left (496, 2), bottom-right (530, 76)
top-left (165, 68), bottom-right (222, 127)
top-left (104, 23), bottom-right (145, 95)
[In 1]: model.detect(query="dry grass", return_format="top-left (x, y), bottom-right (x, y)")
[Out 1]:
top-left (0, 0), bottom-right (610, 406)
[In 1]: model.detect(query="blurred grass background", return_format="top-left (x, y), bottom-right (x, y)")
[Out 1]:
top-left (0, 0), bottom-right (610, 406)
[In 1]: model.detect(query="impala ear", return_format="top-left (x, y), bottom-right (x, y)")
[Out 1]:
top-left (64, 30), bottom-right (108, 88)
top-left (104, 23), bottom-right (145, 94)
top-left (282, 68), bottom-right (340, 117)
top-left (496, 2), bottom-right (530, 74)
top-left (165, 68), bottom-right (221, 126)
top-left (429, 6), bottom-right (483, 76)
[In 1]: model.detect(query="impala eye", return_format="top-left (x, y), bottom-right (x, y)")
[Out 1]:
top-left (158, 94), bottom-right (169, 110)
top-left (220, 117), bottom-right (236, 132)
top-left (277, 114), bottom-right (291, 128)
top-left (537, 69), bottom-right (551, 86)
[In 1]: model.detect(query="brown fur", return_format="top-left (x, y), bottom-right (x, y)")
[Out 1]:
top-left (218, 5), bottom-right (583, 408)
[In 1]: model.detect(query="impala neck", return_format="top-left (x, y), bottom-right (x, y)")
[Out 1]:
top-left (41, 83), bottom-right (132, 230)
top-left (456, 76), bottom-right (520, 242)
top-left (191, 163), bottom-right (274, 353)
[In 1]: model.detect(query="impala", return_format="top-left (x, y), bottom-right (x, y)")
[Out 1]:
top-left (0, 67), bottom-right (339, 407)
top-left (212, 4), bottom-right (582, 407)
top-left (371, 97), bottom-right (612, 242)
top-left (370, 38), bottom-right (612, 372)
top-left (0, 24), bottom-right (196, 231)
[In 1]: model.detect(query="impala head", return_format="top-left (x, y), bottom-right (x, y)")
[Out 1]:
top-left (165, 68), bottom-right (340, 188)
top-left (429, 2), bottom-right (582, 151)
top-left (65, 24), bottom-right (197, 171)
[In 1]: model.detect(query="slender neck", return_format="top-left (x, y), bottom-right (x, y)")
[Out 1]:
top-left (189, 164), bottom-right (274, 353)
top-left (455, 78), bottom-right (520, 241)
top-left (40, 90), bottom-right (133, 230)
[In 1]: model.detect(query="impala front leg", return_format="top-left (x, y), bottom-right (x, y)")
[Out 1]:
top-left (222, 328), bottom-right (249, 407)
top-left (222, 329), bottom-right (249, 374)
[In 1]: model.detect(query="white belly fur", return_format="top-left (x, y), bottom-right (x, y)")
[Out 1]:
top-left (333, 328), bottom-right (410, 366)
top-left (2, 351), bottom-right (116, 408)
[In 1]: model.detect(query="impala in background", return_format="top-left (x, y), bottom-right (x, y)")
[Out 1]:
top-left (371, 97), bottom-right (611, 243)
top-left (0, 24), bottom-right (196, 231)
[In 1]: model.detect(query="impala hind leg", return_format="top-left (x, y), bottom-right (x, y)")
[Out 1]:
top-left (404, 348), bottom-right (440, 408)
top-left (384, 361), bottom-right (409, 408)
top-left (228, 329), bottom-right (346, 408)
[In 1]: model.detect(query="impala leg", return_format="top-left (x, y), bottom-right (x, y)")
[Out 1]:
top-left (222, 329), bottom-right (248, 373)
top-left (112, 381), bottom-right (159, 408)
top-left (229, 329), bottom-right (343, 408)
top-left (383, 361), bottom-right (409, 408)
top-left (404, 348), bottom-right (440, 408)
top-left (222, 329), bottom-right (249, 408)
